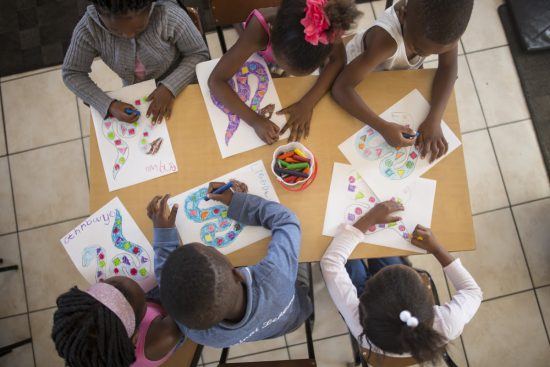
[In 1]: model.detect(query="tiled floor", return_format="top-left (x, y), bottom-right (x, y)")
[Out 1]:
top-left (1, 1), bottom-right (549, 366)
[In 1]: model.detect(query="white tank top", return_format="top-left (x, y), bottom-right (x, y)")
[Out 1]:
top-left (345, 1), bottom-right (424, 71)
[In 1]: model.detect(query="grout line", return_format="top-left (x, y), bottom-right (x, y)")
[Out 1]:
top-left (471, 196), bottom-right (550, 217)
top-left (461, 117), bottom-right (531, 135)
top-left (0, 305), bottom-right (57, 322)
top-left (463, 44), bottom-right (508, 56)
top-left (0, 230), bottom-right (18, 237)
top-left (7, 137), bottom-right (83, 157)
top-left (0, 65), bottom-right (63, 84)
top-left (535, 284), bottom-right (550, 290)
top-left (471, 205), bottom-right (509, 217)
top-left (75, 96), bottom-right (90, 188)
top-left (17, 215), bottom-right (89, 234)
top-left (442, 272), bottom-right (470, 366)
top-left (481, 288), bottom-right (536, 304)
top-left (458, 335), bottom-right (470, 367)
top-left (0, 83), bottom-right (38, 367)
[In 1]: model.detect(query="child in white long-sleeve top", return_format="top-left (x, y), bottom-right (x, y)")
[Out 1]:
top-left (321, 201), bottom-right (482, 364)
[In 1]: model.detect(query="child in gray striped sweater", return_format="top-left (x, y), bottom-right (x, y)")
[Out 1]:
top-left (63, 0), bottom-right (209, 124)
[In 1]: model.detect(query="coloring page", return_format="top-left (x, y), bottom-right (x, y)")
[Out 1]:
top-left (323, 163), bottom-right (437, 253)
top-left (168, 160), bottom-right (280, 255)
top-left (196, 54), bottom-right (289, 158)
top-left (60, 197), bottom-right (156, 292)
top-left (338, 89), bottom-right (460, 198)
top-left (91, 80), bottom-right (178, 191)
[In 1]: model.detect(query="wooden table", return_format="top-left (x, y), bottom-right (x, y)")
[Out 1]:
top-left (90, 69), bottom-right (475, 366)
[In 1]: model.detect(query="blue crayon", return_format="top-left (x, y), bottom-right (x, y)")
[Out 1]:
top-left (402, 131), bottom-right (420, 139)
top-left (124, 107), bottom-right (141, 116)
top-left (204, 181), bottom-right (234, 201)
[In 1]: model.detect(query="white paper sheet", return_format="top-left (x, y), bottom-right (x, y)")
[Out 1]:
top-left (323, 163), bottom-right (437, 253)
top-left (167, 160), bottom-right (279, 255)
top-left (196, 54), bottom-right (289, 158)
top-left (91, 80), bottom-right (178, 191)
top-left (60, 197), bottom-right (156, 291)
top-left (338, 89), bottom-right (460, 198)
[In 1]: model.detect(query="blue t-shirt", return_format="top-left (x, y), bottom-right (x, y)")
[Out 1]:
top-left (153, 193), bottom-right (312, 348)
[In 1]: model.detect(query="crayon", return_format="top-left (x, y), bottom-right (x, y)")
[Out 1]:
top-left (285, 162), bottom-right (309, 170)
top-left (277, 159), bottom-right (289, 168)
top-left (303, 167), bottom-right (310, 175)
top-left (284, 157), bottom-right (300, 163)
top-left (204, 181), bottom-right (233, 201)
top-left (277, 151), bottom-right (294, 160)
top-left (274, 166), bottom-right (309, 178)
top-left (283, 176), bottom-right (297, 184)
top-left (294, 148), bottom-right (307, 158)
top-left (291, 154), bottom-right (309, 163)
top-left (125, 108), bottom-right (141, 116)
top-left (402, 131), bottom-right (420, 139)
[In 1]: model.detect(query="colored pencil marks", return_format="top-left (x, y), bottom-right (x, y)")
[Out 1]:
top-left (81, 209), bottom-right (152, 282)
top-left (184, 187), bottom-right (244, 248)
top-left (354, 113), bottom-right (419, 180)
top-left (210, 61), bottom-right (275, 145)
top-left (345, 171), bottom-right (411, 240)
top-left (102, 95), bottom-right (164, 179)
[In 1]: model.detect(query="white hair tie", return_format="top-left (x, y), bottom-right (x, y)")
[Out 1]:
top-left (399, 310), bottom-right (419, 328)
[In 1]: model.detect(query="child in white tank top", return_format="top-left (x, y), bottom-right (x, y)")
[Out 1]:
top-left (334, 0), bottom-right (474, 162)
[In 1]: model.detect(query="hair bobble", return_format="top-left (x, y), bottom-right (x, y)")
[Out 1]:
top-left (399, 310), bottom-right (419, 328)
top-left (300, 0), bottom-right (331, 46)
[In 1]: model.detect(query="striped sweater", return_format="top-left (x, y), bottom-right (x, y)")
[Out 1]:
top-left (62, 0), bottom-right (209, 117)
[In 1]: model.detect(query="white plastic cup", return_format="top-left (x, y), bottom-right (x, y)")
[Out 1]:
top-left (271, 142), bottom-right (315, 187)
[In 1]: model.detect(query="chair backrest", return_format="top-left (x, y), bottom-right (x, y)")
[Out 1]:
top-left (220, 359), bottom-right (316, 367)
top-left (210, 0), bottom-right (282, 26)
top-left (185, 6), bottom-right (204, 35)
top-left (359, 347), bottom-right (418, 367)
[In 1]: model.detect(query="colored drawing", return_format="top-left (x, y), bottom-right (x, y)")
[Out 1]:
top-left (184, 187), bottom-right (244, 248)
top-left (211, 61), bottom-right (275, 145)
top-left (61, 197), bottom-right (157, 291)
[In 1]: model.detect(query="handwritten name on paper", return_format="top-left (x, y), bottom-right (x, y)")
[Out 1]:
top-left (62, 210), bottom-right (116, 244)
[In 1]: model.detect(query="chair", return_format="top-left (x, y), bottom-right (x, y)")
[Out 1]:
top-left (209, 0), bottom-right (282, 53)
top-left (216, 263), bottom-right (316, 366)
top-left (347, 268), bottom-right (458, 367)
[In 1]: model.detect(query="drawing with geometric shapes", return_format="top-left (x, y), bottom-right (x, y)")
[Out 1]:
top-left (81, 209), bottom-right (152, 282)
top-left (102, 95), bottom-right (164, 179)
top-left (354, 123), bottom-right (419, 180)
top-left (345, 171), bottom-right (411, 240)
top-left (183, 187), bottom-right (244, 248)
top-left (210, 61), bottom-right (275, 145)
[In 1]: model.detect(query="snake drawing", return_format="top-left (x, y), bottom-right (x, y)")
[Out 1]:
top-left (102, 95), bottom-right (164, 179)
top-left (345, 171), bottom-right (411, 240)
top-left (354, 125), bottom-right (419, 180)
top-left (210, 61), bottom-right (275, 145)
top-left (184, 187), bottom-right (244, 248)
top-left (82, 209), bottom-right (152, 282)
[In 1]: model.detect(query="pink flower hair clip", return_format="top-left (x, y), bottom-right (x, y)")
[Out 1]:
top-left (300, 0), bottom-right (331, 46)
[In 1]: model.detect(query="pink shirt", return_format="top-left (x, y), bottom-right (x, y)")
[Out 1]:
top-left (134, 56), bottom-right (147, 82)
top-left (131, 303), bottom-right (176, 367)
top-left (244, 9), bottom-right (275, 64)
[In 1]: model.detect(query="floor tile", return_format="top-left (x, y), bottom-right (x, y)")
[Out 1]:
top-left (468, 47), bottom-right (530, 126)
top-left (288, 343), bottom-right (308, 360)
top-left (1, 68), bottom-right (80, 153)
top-left (19, 219), bottom-right (88, 311)
top-left (10, 140), bottom-right (89, 230)
top-left (0, 92), bottom-right (6, 156)
top-left (29, 308), bottom-right (64, 367)
top-left (206, 29), bottom-right (239, 60)
top-left (461, 0), bottom-right (506, 53)
top-left (513, 199), bottom-right (550, 287)
top-left (227, 337), bottom-right (286, 360)
top-left (0, 314), bottom-right (34, 367)
top-left (454, 208), bottom-right (531, 300)
top-left (83, 136), bottom-right (90, 177)
top-left (77, 98), bottom-right (90, 137)
top-left (228, 347), bottom-right (289, 363)
top-left (462, 130), bottom-right (508, 214)
top-left (371, 0), bottom-right (387, 18)
top-left (536, 286), bottom-right (550, 330)
top-left (0, 234), bottom-right (27, 318)
top-left (455, 55), bottom-right (486, 133)
top-left (285, 263), bottom-right (349, 346)
top-left (0, 65), bottom-right (62, 83)
top-left (462, 291), bottom-right (550, 367)
top-left (0, 157), bottom-right (16, 234)
top-left (354, 2), bottom-right (375, 33)
top-left (312, 334), bottom-right (354, 367)
top-left (201, 346), bottom-right (222, 365)
top-left (490, 121), bottom-right (550, 205)
top-left (409, 254), bottom-right (450, 304)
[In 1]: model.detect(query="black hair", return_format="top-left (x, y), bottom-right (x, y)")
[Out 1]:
top-left (358, 265), bottom-right (445, 363)
top-left (160, 244), bottom-right (232, 329)
top-left (411, 0), bottom-right (474, 44)
top-left (90, 0), bottom-right (154, 15)
top-left (271, 0), bottom-right (360, 74)
top-left (51, 286), bottom-right (136, 367)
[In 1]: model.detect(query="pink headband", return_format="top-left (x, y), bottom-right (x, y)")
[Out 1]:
top-left (301, 0), bottom-right (334, 46)
top-left (86, 283), bottom-right (136, 336)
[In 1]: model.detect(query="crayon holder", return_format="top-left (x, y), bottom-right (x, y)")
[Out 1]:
top-left (271, 142), bottom-right (318, 192)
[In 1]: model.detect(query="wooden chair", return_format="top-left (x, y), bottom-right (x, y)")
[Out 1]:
top-left (209, 0), bottom-right (282, 53)
top-left (347, 268), bottom-right (458, 367)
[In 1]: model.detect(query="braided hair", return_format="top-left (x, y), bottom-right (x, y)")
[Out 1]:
top-left (52, 287), bottom-right (136, 367)
top-left (90, 0), bottom-right (154, 15)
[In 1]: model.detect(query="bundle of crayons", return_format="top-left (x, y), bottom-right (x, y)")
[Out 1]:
top-left (274, 148), bottom-right (312, 184)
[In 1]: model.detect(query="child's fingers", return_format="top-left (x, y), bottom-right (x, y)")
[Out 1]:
top-left (146, 91), bottom-right (155, 102)
top-left (276, 106), bottom-right (290, 115)
top-left (387, 215), bottom-right (402, 222)
top-left (147, 195), bottom-right (162, 217)
top-left (168, 204), bottom-right (178, 222)
top-left (159, 194), bottom-right (171, 210)
top-left (207, 182), bottom-right (225, 194)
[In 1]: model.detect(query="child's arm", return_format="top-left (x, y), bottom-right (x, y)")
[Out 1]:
top-left (278, 41), bottom-right (346, 141)
top-left (411, 225), bottom-right (482, 341)
top-left (321, 201), bottom-right (404, 340)
top-left (208, 18), bottom-right (281, 145)
top-left (148, 6), bottom-right (210, 124)
top-left (416, 46), bottom-right (459, 163)
top-left (331, 28), bottom-right (416, 147)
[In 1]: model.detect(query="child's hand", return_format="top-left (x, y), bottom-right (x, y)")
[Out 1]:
top-left (230, 179), bottom-right (248, 194)
top-left (146, 84), bottom-right (175, 125)
top-left (108, 100), bottom-right (140, 123)
top-left (147, 194), bottom-right (178, 228)
top-left (206, 182), bottom-right (234, 206)
top-left (410, 225), bottom-right (443, 253)
top-left (277, 100), bottom-right (313, 141)
top-left (380, 122), bottom-right (417, 147)
top-left (354, 200), bottom-right (404, 232)
top-left (253, 119), bottom-right (280, 144)
top-left (416, 120), bottom-right (448, 163)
